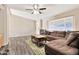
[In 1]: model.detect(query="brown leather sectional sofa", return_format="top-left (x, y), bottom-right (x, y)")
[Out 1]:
top-left (45, 31), bottom-right (79, 55)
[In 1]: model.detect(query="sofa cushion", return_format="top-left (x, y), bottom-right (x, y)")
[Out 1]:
top-left (50, 31), bottom-right (66, 37)
top-left (46, 43), bottom-right (78, 55)
top-left (65, 33), bottom-right (79, 45)
top-left (47, 39), bottom-right (66, 44)
top-left (56, 31), bottom-right (66, 37)
top-left (65, 31), bottom-right (71, 39)
top-left (50, 31), bottom-right (57, 36)
top-left (52, 36), bottom-right (65, 40)
top-left (47, 35), bottom-right (56, 41)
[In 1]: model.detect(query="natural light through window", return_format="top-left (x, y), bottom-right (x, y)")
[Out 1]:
top-left (48, 16), bottom-right (73, 31)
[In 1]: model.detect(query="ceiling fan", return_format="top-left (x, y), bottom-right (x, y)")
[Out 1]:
top-left (25, 4), bottom-right (46, 14)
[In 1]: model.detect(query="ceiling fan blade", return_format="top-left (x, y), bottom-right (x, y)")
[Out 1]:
top-left (39, 8), bottom-right (46, 10)
top-left (25, 9), bottom-right (33, 10)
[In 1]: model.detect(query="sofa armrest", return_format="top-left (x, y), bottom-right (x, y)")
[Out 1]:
top-left (47, 35), bottom-right (56, 41)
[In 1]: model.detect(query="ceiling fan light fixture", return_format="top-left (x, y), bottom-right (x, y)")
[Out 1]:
top-left (26, 4), bottom-right (45, 14)
top-left (33, 4), bottom-right (39, 10)
top-left (32, 10), bottom-right (41, 14)
top-left (32, 4), bottom-right (41, 14)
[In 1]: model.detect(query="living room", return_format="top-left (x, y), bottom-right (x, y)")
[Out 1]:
top-left (0, 4), bottom-right (79, 55)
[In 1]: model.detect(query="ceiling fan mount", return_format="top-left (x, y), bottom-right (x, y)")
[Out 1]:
top-left (25, 4), bottom-right (46, 14)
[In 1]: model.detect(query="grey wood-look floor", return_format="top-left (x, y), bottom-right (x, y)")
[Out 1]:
top-left (8, 36), bottom-right (34, 55)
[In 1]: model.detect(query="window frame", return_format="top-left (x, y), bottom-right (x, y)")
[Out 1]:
top-left (48, 16), bottom-right (74, 31)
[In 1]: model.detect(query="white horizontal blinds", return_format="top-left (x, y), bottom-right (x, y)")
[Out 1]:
top-left (48, 16), bottom-right (73, 31)
top-left (48, 20), bottom-right (65, 31)
top-left (65, 16), bottom-right (73, 31)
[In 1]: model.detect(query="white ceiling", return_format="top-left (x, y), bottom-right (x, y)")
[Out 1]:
top-left (7, 4), bottom-right (79, 20)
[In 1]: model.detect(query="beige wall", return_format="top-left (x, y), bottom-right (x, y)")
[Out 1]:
top-left (9, 15), bottom-right (36, 37)
top-left (49, 8), bottom-right (79, 31)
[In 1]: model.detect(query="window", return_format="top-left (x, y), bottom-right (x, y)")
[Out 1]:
top-left (48, 16), bottom-right (73, 31)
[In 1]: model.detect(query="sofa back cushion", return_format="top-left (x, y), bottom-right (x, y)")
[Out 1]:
top-left (70, 37), bottom-right (79, 49)
top-left (50, 31), bottom-right (57, 36)
top-left (65, 31), bottom-right (71, 39)
top-left (69, 31), bottom-right (79, 49)
top-left (56, 31), bottom-right (66, 37)
top-left (50, 31), bottom-right (66, 37)
top-left (65, 32), bottom-right (79, 46)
